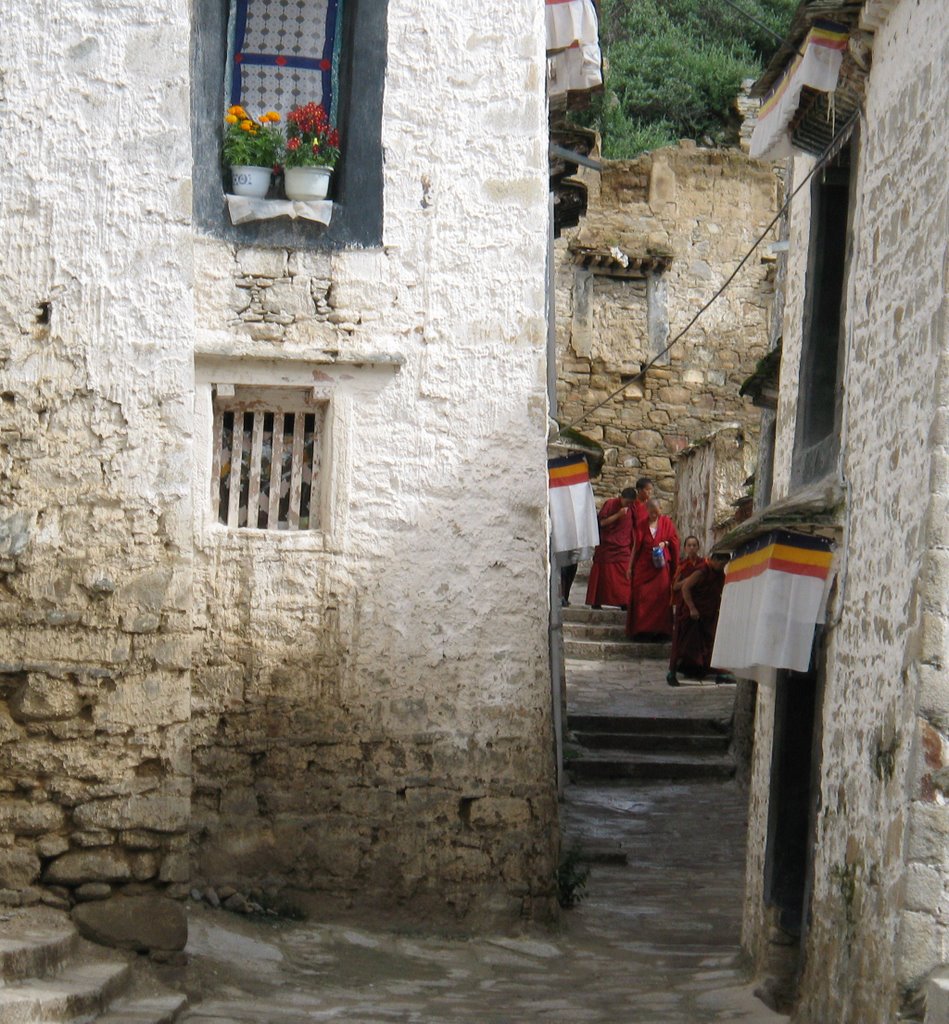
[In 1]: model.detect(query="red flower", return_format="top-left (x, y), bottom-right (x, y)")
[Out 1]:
top-left (287, 137), bottom-right (301, 151)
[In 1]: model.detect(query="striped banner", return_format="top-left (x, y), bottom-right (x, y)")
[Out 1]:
top-left (548, 456), bottom-right (599, 562)
top-left (749, 20), bottom-right (849, 161)
top-left (711, 530), bottom-right (835, 678)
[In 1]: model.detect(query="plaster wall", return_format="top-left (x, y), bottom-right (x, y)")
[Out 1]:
top-left (673, 425), bottom-right (757, 553)
top-left (555, 145), bottom-right (778, 505)
top-left (189, 1), bottom-right (558, 923)
top-left (746, 1), bottom-right (949, 1017)
top-left (0, 0), bottom-right (194, 920)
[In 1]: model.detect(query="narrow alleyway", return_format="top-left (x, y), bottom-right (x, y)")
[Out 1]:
top-left (163, 604), bottom-right (786, 1023)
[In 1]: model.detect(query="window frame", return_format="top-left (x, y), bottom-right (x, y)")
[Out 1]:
top-left (790, 141), bottom-right (857, 488)
top-left (191, 0), bottom-right (387, 250)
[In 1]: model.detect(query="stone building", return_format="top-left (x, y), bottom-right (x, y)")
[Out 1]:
top-left (0, 0), bottom-right (558, 948)
top-left (554, 144), bottom-right (780, 503)
top-left (714, 1), bottom-right (949, 1020)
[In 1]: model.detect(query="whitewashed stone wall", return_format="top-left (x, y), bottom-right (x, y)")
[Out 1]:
top-left (0, 0), bottom-right (194, 941)
top-left (743, 1), bottom-right (949, 1018)
top-left (189, 1), bottom-right (558, 924)
top-left (673, 425), bottom-right (757, 552)
top-left (555, 146), bottom-right (778, 504)
top-left (0, 0), bottom-right (557, 937)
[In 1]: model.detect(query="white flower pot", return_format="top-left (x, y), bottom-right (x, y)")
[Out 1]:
top-left (231, 165), bottom-right (272, 198)
top-left (284, 166), bottom-right (332, 201)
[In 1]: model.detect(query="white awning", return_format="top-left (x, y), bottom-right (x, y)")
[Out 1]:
top-left (749, 21), bottom-right (849, 162)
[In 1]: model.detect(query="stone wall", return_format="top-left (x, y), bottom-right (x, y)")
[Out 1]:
top-left (0, 0), bottom-right (558, 941)
top-left (741, 1), bottom-right (949, 1019)
top-left (555, 145), bottom-right (779, 506)
top-left (673, 424), bottom-right (757, 553)
top-left (188, 1), bottom-right (559, 925)
top-left (0, 0), bottom-right (193, 946)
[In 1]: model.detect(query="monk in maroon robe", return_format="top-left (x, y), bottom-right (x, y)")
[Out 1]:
top-left (585, 487), bottom-right (637, 608)
top-left (625, 499), bottom-right (680, 639)
top-left (667, 551), bottom-right (729, 685)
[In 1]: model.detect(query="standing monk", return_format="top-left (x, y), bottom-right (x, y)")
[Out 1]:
top-left (585, 487), bottom-right (637, 609)
top-left (626, 498), bottom-right (680, 640)
top-left (666, 550), bottom-right (730, 685)
top-left (667, 535), bottom-right (704, 683)
top-left (630, 476), bottom-right (653, 533)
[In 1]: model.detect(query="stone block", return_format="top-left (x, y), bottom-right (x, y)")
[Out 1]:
top-left (36, 834), bottom-right (70, 858)
top-left (130, 851), bottom-right (160, 881)
top-left (44, 848), bottom-right (131, 885)
top-left (0, 800), bottom-right (66, 836)
top-left (9, 675), bottom-right (81, 722)
top-left (0, 847), bottom-right (41, 888)
top-left (72, 894), bottom-right (187, 952)
top-left (469, 797), bottom-right (532, 830)
top-left (160, 852), bottom-right (190, 883)
top-left (75, 882), bottom-right (112, 900)
top-left (73, 793), bottom-right (189, 833)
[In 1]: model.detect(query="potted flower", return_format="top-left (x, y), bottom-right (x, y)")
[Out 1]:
top-left (223, 106), bottom-right (282, 198)
top-left (282, 102), bottom-right (340, 201)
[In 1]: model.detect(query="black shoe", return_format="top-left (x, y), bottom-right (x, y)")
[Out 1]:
top-left (666, 671), bottom-right (679, 687)
top-left (715, 673), bottom-right (736, 685)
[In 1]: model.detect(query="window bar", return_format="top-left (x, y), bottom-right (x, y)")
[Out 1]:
top-left (247, 411), bottom-right (265, 530)
top-left (211, 407), bottom-right (224, 521)
top-left (308, 417), bottom-right (321, 530)
top-left (268, 412), bottom-right (284, 527)
top-left (288, 413), bottom-right (305, 530)
top-left (227, 413), bottom-right (243, 528)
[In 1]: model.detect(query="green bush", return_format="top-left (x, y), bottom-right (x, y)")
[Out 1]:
top-left (580, 0), bottom-right (798, 158)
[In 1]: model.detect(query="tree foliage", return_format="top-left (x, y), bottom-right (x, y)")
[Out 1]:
top-left (581, 0), bottom-right (798, 158)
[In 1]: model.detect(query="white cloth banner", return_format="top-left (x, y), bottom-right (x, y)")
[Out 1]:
top-left (710, 531), bottom-right (835, 679)
top-left (545, 0), bottom-right (599, 53)
top-left (711, 571), bottom-right (829, 678)
top-left (547, 44), bottom-right (603, 98)
top-left (749, 23), bottom-right (849, 161)
top-left (548, 457), bottom-right (599, 563)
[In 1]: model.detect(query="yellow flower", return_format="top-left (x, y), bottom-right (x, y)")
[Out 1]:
top-left (264, 111), bottom-right (280, 123)
top-left (240, 120), bottom-right (254, 131)
top-left (225, 114), bottom-right (238, 124)
top-left (228, 105), bottom-right (245, 116)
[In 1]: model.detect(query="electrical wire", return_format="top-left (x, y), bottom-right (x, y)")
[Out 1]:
top-left (715, 0), bottom-right (805, 57)
top-left (563, 109), bottom-right (860, 432)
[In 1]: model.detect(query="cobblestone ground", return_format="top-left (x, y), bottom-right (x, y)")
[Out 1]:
top-left (175, 658), bottom-right (785, 1023)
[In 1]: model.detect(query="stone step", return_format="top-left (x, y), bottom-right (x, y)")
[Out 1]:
top-left (561, 607), bottom-right (626, 625)
top-left (571, 730), bottom-right (731, 754)
top-left (95, 992), bottom-right (189, 1024)
top-left (568, 713), bottom-right (731, 736)
top-left (564, 639), bottom-right (670, 661)
top-left (0, 959), bottom-right (131, 1024)
top-left (566, 750), bottom-right (736, 783)
top-left (0, 910), bottom-right (78, 983)
top-left (563, 623), bottom-right (630, 642)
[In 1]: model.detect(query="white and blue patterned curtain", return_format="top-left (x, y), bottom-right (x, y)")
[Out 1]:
top-left (226, 0), bottom-right (344, 121)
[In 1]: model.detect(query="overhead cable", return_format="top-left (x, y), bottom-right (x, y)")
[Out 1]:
top-left (563, 110), bottom-right (861, 432)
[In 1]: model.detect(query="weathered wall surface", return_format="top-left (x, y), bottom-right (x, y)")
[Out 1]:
top-left (0, 0), bottom-right (193, 940)
top-left (673, 425), bottom-right (757, 553)
top-left (555, 145), bottom-right (778, 503)
top-left (189, 1), bottom-right (559, 924)
top-left (745, 1), bottom-right (949, 1018)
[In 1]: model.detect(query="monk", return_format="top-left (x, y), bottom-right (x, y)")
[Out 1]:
top-left (585, 487), bottom-right (637, 609)
top-left (625, 498), bottom-right (679, 640)
top-left (667, 550), bottom-right (730, 685)
top-left (630, 476), bottom-right (653, 532)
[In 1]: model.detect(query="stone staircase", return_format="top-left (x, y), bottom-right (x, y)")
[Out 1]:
top-left (0, 907), bottom-right (187, 1024)
top-left (565, 712), bottom-right (735, 783)
top-left (562, 604), bottom-right (671, 661)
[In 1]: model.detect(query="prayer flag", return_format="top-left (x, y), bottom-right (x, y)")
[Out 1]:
top-left (711, 530), bottom-right (835, 678)
top-left (548, 456), bottom-right (598, 564)
top-left (749, 20), bottom-right (849, 161)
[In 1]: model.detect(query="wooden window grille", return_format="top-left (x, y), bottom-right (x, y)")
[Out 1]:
top-left (212, 387), bottom-right (325, 531)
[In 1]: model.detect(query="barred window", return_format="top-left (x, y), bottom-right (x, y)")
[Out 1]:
top-left (212, 386), bottom-right (325, 530)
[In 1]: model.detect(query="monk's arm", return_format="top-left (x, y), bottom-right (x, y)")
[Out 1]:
top-left (679, 568), bottom-right (705, 618)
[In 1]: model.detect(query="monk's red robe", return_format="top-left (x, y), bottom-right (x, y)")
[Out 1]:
top-left (625, 515), bottom-right (680, 638)
top-left (585, 497), bottom-right (633, 607)
top-left (669, 560), bottom-right (726, 676)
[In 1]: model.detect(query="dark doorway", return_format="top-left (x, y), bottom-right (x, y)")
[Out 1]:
top-left (764, 659), bottom-right (822, 937)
